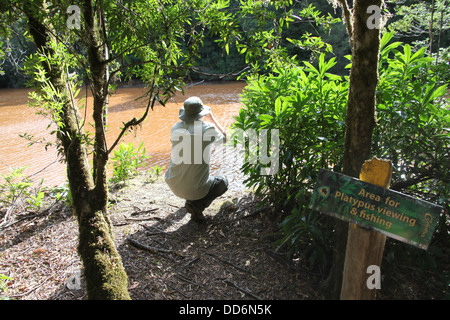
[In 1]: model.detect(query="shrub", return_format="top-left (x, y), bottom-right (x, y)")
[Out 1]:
top-left (232, 32), bottom-right (449, 270)
top-left (110, 142), bottom-right (149, 184)
top-left (231, 53), bottom-right (347, 268)
top-left (232, 53), bottom-right (348, 209)
top-left (374, 32), bottom-right (449, 210)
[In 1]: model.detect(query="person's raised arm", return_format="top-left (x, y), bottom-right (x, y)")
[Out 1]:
top-left (203, 112), bottom-right (227, 142)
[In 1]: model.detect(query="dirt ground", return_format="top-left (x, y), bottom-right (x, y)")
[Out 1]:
top-left (2, 171), bottom-right (448, 300)
top-left (0, 173), bottom-right (322, 300)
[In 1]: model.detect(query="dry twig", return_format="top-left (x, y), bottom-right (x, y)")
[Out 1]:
top-left (223, 279), bottom-right (263, 300)
top-left (126, 237), bottom-right (182, 257)
top-left (206, 253), bottom-right (248, 273)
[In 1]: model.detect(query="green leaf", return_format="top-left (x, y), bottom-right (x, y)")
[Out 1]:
top-left (281, 99), bottom-right (290, 114)
top-left (259, 114), bottom-right (273, 123)
top-left (380, 31), bottom-right (394, 50)
top-left (403, 44), bottom-right (411, 64)
top-left (275, 97), bottom-right (282, 115)
top-left (303, 61), bottom-right (319, 75)
top-left (410, 46), bottom-right (426, 62)
top-left (429, 84), bottom-right (447, 101)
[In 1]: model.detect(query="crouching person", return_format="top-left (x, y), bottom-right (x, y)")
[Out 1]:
top-left (165, 96), bottom-right (228, 222)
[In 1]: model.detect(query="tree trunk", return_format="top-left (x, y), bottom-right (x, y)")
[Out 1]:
top-left (323, 0), bottom-right (382, 299)
top-left (24, 1), bottom-right (130, 300)
top-left (435, 1), bottom-right (445, 65)
top-left (429, 0), bottom-right (435, 56)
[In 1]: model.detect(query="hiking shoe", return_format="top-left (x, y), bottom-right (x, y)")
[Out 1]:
top-left (185, 201), bottom-right (206, 222)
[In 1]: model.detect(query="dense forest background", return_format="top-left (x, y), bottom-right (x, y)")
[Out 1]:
top-left (1, 0), bottom-right (449, 87)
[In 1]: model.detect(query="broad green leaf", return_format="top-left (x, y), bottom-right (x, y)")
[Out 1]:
top-left (303, 61), bottom-right (319, 74)
top-left (259, 114), bottom-right (273, 123)
top-left (281, 99), bottom-right (290, 114)
top-left (275, 97), bottom-right (282, 115)
top-left (380, 31), bottom-right (394, 50)
top-left (403, 44), bottom-right (411, 64)
top-left (429, 84), bottom-right (447, 101)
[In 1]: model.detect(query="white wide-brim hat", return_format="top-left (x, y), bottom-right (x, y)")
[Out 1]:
top-left (179, 96), bottom-right (211, 122)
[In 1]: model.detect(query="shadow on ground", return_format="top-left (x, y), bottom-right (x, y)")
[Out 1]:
top-left (109, 176), bottom-right (321, 300)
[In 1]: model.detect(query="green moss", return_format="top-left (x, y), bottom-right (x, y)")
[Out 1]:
top-left (78, 208), bottom-right (131, 300)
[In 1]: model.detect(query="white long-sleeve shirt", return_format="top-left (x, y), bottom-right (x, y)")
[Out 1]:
top-left (165, 120), bottom-right (224, 200)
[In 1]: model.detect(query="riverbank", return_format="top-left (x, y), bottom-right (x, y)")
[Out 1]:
top-left (1, 171), bottom-right (448, 300)
top-left (0, 171), bottom-right (322, 300)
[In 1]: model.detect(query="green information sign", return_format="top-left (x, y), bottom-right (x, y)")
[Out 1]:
top-left (309, 169), bottom-right (444, 250)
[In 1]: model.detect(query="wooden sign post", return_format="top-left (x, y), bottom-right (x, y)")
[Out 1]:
top-left (340, 158), bottom-right (391, 300)
top-left (309, 157), bottom-right (444, 300)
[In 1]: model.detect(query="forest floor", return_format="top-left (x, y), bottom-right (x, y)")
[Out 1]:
top-left (0, 172), bottom-right (448, 300)
top-left (0, 173), bottom-right (323, 300)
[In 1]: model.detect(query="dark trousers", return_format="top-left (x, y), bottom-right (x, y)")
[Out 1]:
top-left (187, 176), bottom-right (229, 212)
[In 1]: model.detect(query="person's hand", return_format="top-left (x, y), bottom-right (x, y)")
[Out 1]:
top-left (203, 112), bottom-right (226, 141)
top-left (203, 112), bottom-right (213, 122)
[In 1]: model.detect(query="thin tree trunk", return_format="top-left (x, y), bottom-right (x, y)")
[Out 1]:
top-left (435, 0), bottom-right (445, 65)
top-left (323, 0), bottom-right (382, 299)
top-left (24, 1), bottom-right (130, 300)
top-left (429, 0), bottom-right (435, 56)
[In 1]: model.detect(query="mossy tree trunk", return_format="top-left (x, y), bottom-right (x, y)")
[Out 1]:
top-left (323, 0), bottom-right (383, 299)
top-left (19, 0), bottom-right (230, 300)
top-left (24, 0), bottom-right (130, 299)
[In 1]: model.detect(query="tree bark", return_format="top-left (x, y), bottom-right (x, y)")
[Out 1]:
top-left (429, 0), bottom-right (435, 56)
top-left (323, 0), bottom-right (383, 299)
top-left (24, 1), bottom-right (130, 300)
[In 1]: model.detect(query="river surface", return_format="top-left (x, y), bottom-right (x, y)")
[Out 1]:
top-left (0, 81), bottom-right (247, 191)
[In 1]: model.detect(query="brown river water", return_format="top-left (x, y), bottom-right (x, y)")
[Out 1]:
top-left (0, 81), bottom-right (247, 191)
